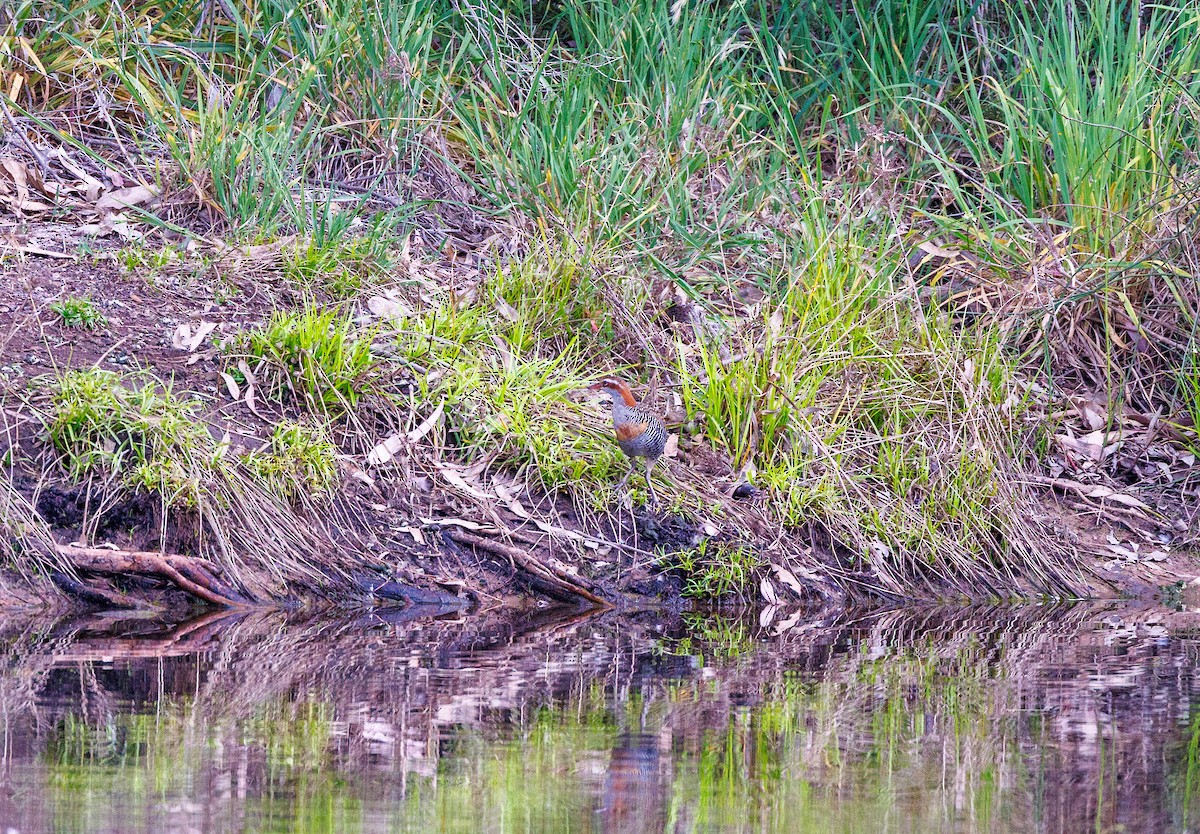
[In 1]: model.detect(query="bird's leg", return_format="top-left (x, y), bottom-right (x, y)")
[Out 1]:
top-left (616, 463), bottom-right (633, 493)
top-left (643, 458), bottom-right (658, 508)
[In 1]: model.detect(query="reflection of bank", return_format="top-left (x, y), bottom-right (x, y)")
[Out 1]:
top-left (1017, 619), bottom-right (1190, 834)
top-left (0, 603), bottom-right (1197, 834)
top-left (597, 731), bottom-right (673, 834)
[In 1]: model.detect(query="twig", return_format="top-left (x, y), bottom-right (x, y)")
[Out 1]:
top-left (441, 527), bottom-right (611, 608)
top-left (0, 94), bottom-right (50, 176)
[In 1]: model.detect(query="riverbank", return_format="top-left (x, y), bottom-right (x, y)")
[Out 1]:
top-left (0, 224), bottom-right (1193, 611)
top-left (1, 0), bottom-right (1197, 610)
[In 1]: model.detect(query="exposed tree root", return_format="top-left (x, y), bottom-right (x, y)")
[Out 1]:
top-left (54, 545), bottom-right (249, 607)
top-left (440, 527), bottom-right (611, 608)
top-left (49, 571), bottom-right (141, 609)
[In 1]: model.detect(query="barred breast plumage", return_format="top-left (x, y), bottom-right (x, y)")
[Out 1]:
top-left (612, 400), bottom-right (667, 461)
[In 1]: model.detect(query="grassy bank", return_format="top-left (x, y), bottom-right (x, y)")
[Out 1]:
top-left (0, 0), bottom-right (1197, 606)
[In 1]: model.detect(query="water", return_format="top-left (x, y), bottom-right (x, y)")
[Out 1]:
top-left (0, 602), bottom-right (1197, 833)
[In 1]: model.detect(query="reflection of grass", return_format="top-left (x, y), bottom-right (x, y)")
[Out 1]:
top-left (659, 612), bottom-right (757, 659)
top-left (30, 626), bottom-right (1044, 834)
top-left (44, 698), bottom-right (353, 834)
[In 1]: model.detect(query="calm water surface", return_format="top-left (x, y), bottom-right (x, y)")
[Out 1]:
top-left (0, 602), bottom-right (1198, 833)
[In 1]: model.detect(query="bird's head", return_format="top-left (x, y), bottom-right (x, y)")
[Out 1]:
top-left (588, 376), bottom-right (637, 406)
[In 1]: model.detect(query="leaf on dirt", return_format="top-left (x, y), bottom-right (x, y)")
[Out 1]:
top-left (81, 215), bottom-right (143, 239)
top-left (494, 482), bottom-right (530, 518)
top-left (436, 463), bottom-right (494, 501)
top-left (218, 372), bottom-right (241, 401)
top-left (421, 516), bottom-right (495, 533)
top-left (0, 241), bottom-right (72, 258)
top-left (1056, 430), bottom-right (1124, 463)
top-left (396, 526), bottom-right (426, 545)
top-left (172, 321), bottom-right (216, 352)
top-left (408, 401), bottom-right (444, 444)
top-left (1082, 484), bottom-right (1151, 511)
top-left (1076, 399), bottom-right (1108, 431)
top-left (772, 564), bottom-right (809, 597)
top-left (917, 240), bottom-right (961, 260)
top-left (346, 465), bottom-right (375, 488)
top-left (1106, 543), bottom-right (1139, 561)
top-left (236, 359), bottom-right (265, 418)
top-left (238, 235), bottom-right (295, 260)
top-left (759, 577), bottom-right (779, 606)
top-left (662, 433), bottom-right (679, 459)
top-left (95, 184), bottom-right (159, 213)
top-left (494, 297), bottom-right (520, 322)
top-left (45, 149), bottom-right (105, 201)
top-left (367, 435), bottom-right (404, 466)
top-left (366, 294), bottom-right (413, 321)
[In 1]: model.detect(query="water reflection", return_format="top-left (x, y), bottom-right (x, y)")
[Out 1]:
top-left (0, 602), bottom-right (1197, 833)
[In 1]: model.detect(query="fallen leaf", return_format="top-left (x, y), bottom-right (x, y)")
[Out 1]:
top-left (917, 239), bottom-right (961, 259)
top-left (0, 241), bottom-right (72, 258)
top-left (494, 297), bottom-right (519, 322)
top-left (772, 564), bottom-right (809, 597)
top-left (407, 401), bottom-right (444, 443)
top-left (421, 516), bottom-right (495, 532)
top-left (172, 321), bottom-right (216, 352)
top-left (367, 435), bottom-right (404, 465)
top-left (95, 184), bottom-right (159, 213)
top-left (218, 371), bottom-right (241, 401)
top-left (662, 433), bottom-right (679, 459)
top-left (237, 360), bottom-right (265, 418)
top-left (494, 482), bottom-right (530, 518)
top-left (437, 463), bottom-right (494, 501)
top-left (366, 294), bottom-right (413, 320)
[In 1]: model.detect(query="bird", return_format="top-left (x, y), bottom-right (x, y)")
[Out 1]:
top-left (589, 376), bottom-right (667, 506)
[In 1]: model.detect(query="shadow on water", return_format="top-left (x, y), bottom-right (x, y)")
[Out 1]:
top-left (1, 601), bottom-right (1200, 832)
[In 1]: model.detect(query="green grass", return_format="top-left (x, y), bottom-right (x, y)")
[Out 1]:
top-left (43, 369), bottom-right (217, 505)
top-left (392, 250), bottom-right (629, 500)
top-left (11, 0), bottom-right (1200, 597)
top-left (667, 540), bottom-right (763, 602)
top-left (282, 225), bottom-right (398, 300)
top-left (243, 421), bottom-right (339, 501)
top-left (234, 306), bottom-right (379, 414)
top-left (49, 297), bottom-right (107, 330)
